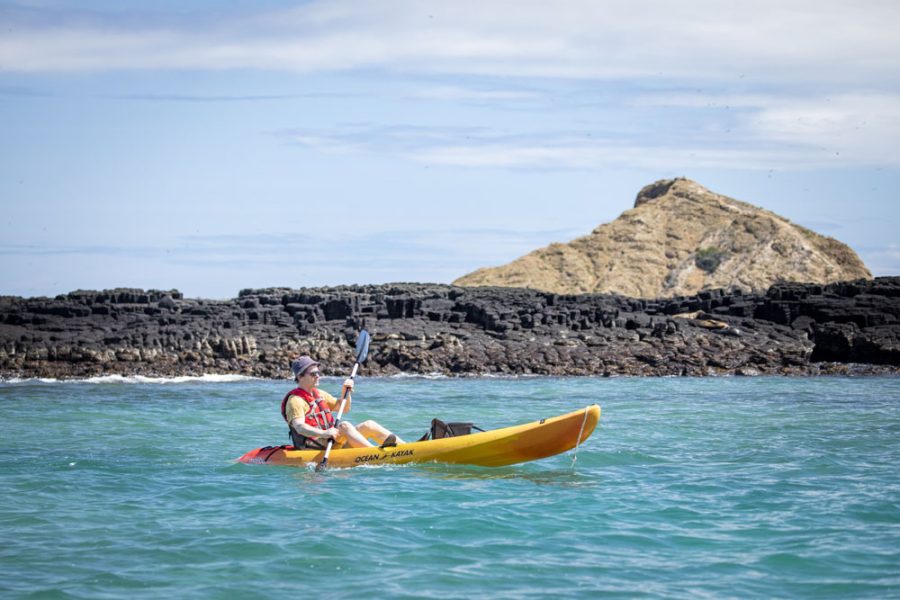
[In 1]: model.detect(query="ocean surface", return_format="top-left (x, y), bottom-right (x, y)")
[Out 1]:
top-left (2, 375), bottom-right (899, 599)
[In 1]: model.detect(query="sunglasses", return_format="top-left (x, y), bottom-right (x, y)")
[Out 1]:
top-left (305, 370), bottom-right (321, 377)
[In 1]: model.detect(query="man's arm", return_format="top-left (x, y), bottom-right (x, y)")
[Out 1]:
top-left (290, 418), bottom-right (338, 441)
top-left (331, 378), bottom-right (354, 413)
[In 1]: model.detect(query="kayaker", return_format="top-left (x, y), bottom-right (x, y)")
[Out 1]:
top-left (282, 355), bottom-right (405, 450)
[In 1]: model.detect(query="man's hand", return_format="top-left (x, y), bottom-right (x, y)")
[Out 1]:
top-left (341, 378), bottom-right (354, 398)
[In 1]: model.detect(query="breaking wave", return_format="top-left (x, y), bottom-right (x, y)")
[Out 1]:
top-left (1, 374), bottom-right (260, 385)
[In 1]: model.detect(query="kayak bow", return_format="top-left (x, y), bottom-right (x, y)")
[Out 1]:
top-left (237, 404), bottom-right (600, 469)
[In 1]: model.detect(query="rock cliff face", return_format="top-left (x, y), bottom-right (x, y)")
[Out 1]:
top-left (1, 278), bottom-right (898, 379)
top-left (454, 178), bottom-right (872, 299)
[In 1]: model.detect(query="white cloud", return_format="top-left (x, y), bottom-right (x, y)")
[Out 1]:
top-left (6, 1), bottom-right (899, 173)
top-left (288, 134), bottom-right (363, 155)
top-left (633, 91), bottom-right (900, 168)
top-left (749, 93), bottom-right (900, 165)
top-left (632, 93), bottom-right (782, 110)
top-left (3, 0), bottom-right (900, 86)
top-left (281, 114), bottom-right (899, 171)
top-left (410, 86), bottom-right (538, 102)
top-left (409, 141), bottom-right (826, 171)
top-left (0, 227), bottom-right (576, 276)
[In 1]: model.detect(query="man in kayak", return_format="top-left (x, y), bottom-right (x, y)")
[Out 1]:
top-left (282, 356), bottom-right (405, 450)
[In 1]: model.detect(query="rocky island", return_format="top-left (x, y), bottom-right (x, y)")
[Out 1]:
top-left (1, 278), bottom-right (898, 379)
top-left (455, 178), bottom-right (872, 298)
top-left (2, 179), bottom-right (896, 379)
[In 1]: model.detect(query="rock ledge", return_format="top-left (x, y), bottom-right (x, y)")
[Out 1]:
top-left (1, 279), bottom-right (898, 379)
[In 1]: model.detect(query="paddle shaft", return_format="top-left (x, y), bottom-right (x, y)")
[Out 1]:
top-left (333, 362), bottom-right (359, 422)
top-left (316, 362), bottom-right (360, 470)
top-left (315, 329), bottom-right (369, 472)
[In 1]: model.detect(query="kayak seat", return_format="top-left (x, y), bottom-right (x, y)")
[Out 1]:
top-left (418, 419), bottom-right (485, 442)
top-left (289, 428), bottom-right (329, 450)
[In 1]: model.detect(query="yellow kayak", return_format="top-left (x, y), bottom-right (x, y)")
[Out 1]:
top-left (237, 405), bottom-right (601, 469)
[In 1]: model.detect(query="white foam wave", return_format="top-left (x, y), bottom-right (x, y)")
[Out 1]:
top-left (85, 374), bottom-right (260, 384)
top-left (1, 374), bottom-right (260, 385)
top-left (387, 371), bottom-right (449, 380)
top-left (384, 371), bottom-right (545, 380)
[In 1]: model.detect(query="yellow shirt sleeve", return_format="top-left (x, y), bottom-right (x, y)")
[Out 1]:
top-left (284, 395), bottom-right (310, 424)
top-left (319, 390), bottom-right (339, 410)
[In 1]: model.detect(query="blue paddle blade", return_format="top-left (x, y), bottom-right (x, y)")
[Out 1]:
top-left (355, 330), bottom-right (370, 364)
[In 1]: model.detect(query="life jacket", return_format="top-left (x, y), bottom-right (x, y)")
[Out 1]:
top-left (281, 387), bottom-right (336, 430)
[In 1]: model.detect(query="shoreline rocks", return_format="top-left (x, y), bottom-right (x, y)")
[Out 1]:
top-left (1, 278), bottom-right (898, 380)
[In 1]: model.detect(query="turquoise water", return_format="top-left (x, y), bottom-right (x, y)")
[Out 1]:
top-left (2, 376), bottom-right (900, 599)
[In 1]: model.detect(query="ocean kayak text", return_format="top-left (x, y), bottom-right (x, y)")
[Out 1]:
top-left (355, 449), bottom-right (414, 464)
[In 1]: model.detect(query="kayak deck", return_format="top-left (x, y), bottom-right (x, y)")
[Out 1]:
top-left (237, 404), bottom-right (600, 469)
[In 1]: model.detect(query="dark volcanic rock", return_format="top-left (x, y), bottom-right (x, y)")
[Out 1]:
top-left (1, 280), bottom-right (898, 379)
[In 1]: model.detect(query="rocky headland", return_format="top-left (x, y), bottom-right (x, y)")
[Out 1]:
top-left (454, 178), bottom-right (872, 298)
top-left (1, 278), bottom-right (898, 379)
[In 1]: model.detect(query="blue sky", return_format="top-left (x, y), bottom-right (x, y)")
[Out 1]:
top-left (2, 0), bottom-right (898, 299)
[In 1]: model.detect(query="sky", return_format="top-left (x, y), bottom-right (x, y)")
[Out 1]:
top-left (1, 0), bottom-right (899, 299)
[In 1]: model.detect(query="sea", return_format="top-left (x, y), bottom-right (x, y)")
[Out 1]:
top-left (1, 375), bottom-right (899, 599)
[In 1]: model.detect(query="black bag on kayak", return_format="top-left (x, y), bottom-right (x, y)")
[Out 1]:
top-left (418, 419), bottom-right (484, 441)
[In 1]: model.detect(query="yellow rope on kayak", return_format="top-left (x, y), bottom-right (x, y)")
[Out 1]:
top-left (571, 406), bottom-right (590, 470)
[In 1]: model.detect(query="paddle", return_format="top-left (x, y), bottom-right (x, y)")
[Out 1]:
top-left (315, 329), bottom-right (370, 472)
